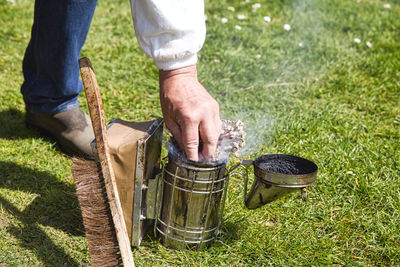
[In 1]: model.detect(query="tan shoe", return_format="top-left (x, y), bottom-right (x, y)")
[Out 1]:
top-left (26, 108), bottom-right (95, 159)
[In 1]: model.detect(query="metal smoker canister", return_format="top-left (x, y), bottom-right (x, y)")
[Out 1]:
top-left (155, 154), bottom-right (229, 250)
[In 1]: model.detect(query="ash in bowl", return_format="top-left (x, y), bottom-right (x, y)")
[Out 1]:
top-left (167, 119), bottom-right (246, 165)
top-left (255, 154), bottom-right (317, 175)
top-left (257, 159), bottom-right (300, 175)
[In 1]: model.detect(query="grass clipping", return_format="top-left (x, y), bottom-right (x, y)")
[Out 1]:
top-left (72, 158), bottom-right (121, 267)
top-left (215, 120), bottom-right (246, 159)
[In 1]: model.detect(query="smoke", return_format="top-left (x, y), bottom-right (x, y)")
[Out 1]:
top-left (222, 110), bottom-right (274, 159)
top-left (165, 138), bottom-right (188, 162)
top-left (213, 0), bottom-right (330, 160)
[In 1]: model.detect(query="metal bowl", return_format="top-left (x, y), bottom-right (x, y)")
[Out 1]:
top-left (253, 154), bottom-right (318, 188)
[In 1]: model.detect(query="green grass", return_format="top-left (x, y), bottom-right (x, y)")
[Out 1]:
top-left (1, 0), bottom-right (399, 265)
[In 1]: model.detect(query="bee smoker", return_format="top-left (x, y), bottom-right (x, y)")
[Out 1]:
top-left (102, 119), bottom-right (318, 250)
top-left (152, 153), bottom-right (317, 250)
top-left (154, 155), bottom-right (229, 250)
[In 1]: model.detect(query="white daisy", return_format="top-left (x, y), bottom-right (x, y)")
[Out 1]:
top-left (221, 17), bottom-right (228, 24)
top-left (252, 3), bottom-right (261, 10)
top-left (235, 25), bottom-right (242, 30)
top-left (237, 14), bottom-right (246, 20)
top-left (366, 41), bottom-right (372, 48)
top-left (298, 42), bottom-right (303, 47)
top-left (256, 54), bottom-right (262, 59)
top-left (383, 3), bottom-right (391, 8)
top-left (283, 24), bottom-right (291, 31)
top-left (354, 38), bottom-right (361, 44)
top-left (263, 16), bottom-right (271, 22)
top-left (227, 6), bottom-right (235, 12)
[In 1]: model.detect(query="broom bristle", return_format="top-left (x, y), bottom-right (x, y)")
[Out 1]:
top-left (72, 157), bottom-right (122, 266)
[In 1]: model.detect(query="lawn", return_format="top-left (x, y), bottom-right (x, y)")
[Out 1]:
top-left (0, 0), bottom-right (399, 266)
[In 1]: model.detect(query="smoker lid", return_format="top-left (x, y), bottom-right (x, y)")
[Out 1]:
top-left (253, 154), bottom-right (317, 187)
top-left (168, 153), bottom-right (227, 170)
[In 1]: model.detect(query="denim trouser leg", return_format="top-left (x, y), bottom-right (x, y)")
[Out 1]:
top-left (21, 0), bottom-right (97, 114)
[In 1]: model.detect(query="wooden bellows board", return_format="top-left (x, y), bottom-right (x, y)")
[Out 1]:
top-left (79, 57), bottom-right (135, 266)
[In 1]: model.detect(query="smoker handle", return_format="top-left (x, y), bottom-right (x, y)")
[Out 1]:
top-left (228, 162), bottom-right (251, 204)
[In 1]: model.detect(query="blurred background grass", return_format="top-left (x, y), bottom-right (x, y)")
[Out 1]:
top-left (0, 0), bottom-right (399, 265)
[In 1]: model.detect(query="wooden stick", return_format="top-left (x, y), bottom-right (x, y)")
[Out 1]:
top-left (263, 82), bottom-right (295, 88)
top-left (233, 82), bottom-right (295, 93)
top-left (79, 57), bottom-right (135, 267)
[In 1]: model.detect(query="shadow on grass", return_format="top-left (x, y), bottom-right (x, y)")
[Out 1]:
top-left (0, 108), bottom-right (33, 140)
top-left (217, 220), bottom-right (243, 244)
top-left (0, 161), bottom-right (85, 266)
top-left (139, 219), bottom-right (243, 250)
top-left (0, 108), bottom-right (68, 155)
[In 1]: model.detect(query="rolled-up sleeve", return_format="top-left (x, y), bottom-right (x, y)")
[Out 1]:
top-left (130, 0), bottom-right (206, 70)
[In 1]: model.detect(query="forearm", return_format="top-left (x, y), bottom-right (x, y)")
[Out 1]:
top-left (130, 0), bottom-right (206, 70)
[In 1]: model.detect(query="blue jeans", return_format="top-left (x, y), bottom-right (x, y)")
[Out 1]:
top-left (21, 0), bottom-right (97, 114)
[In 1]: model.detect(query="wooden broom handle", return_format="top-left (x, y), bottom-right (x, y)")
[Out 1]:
top-left (79, 57), bottom-right (135, 267)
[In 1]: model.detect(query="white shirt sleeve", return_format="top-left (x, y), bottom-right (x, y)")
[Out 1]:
top-left (130, 0), bottom-right (206, 70)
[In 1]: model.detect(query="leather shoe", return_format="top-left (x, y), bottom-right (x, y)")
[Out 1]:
top-left (26, 108), bottom-right (95, 159)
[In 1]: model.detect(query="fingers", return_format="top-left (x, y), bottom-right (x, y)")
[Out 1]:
top-left (168, 117), bottom-right (220, 162)
top-left (165, 119), bottom-right (183, 151)
top-left (199, 118), bottom-right (221, 160)
top-left (164, 101), bottom-right (220, 162)
top-left (180, 121), bottom-right (200, 161)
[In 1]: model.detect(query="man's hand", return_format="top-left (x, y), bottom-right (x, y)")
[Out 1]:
top-left (159, 65), bottom-right (221, 161)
